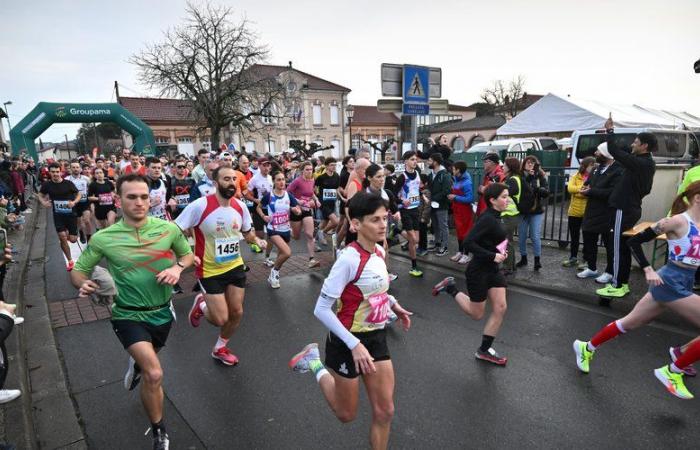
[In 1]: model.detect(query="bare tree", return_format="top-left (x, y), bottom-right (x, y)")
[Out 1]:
top-left (480, 75), bottom-right (527, 117)
top-left (130, 1), bottom-right (287, 151)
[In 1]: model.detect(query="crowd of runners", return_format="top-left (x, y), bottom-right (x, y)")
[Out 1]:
top-left (2, 116), bottom-right (698, 449)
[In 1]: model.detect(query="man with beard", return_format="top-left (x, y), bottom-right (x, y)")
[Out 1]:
top-left (175, 166), bottom-right (267, 366)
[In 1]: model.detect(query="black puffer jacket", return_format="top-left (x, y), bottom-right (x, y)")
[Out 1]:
top-left (582, 162), bottom-right (623, 233)
top-left (522, 171), bottom-right (549, 215)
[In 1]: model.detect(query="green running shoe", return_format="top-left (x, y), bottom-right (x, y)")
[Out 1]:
top-left (573, 339), bottom-right (594, 373)
top-left (596, 284), bottom-right (627, 298)
top-left (654, 365), bottom-right (694, 400)
top-left (409, 268), bottom-right (423, 277)
top-left (622, 284), bottom-right (630, 294)
top-left (250, 243), bottom-right (262, 253)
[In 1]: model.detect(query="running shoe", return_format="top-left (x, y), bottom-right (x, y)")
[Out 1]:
top-left (573, 339), bottom-right (594, 373)
top-left (408, 268), bottom-right (423, 277)
top-left (172, 283), bottom-right (183, 294)
top-left (562, 257), bottom-right (578, 267)
top-left (189, 294), bottom-right (205, 328)
top-left (66, 260), bottom-right (75, 272)
top-left (595, 284), bottom-right (627, 298)
top-left (263, 258), bottom-right (275, 268)
top-left (212, 347), bottom-right (239, 366)
top-left (388, 273), bottom-right (398, 282)
top-left (250, 243), bottom-right (262, 253)
top-left (450, 252), bottom-right (463, 262)
top-left (577, 261), bottom-right (588, 270)
top-left (475, 347), bottom-right (507, 366)
top-left (401, 242), bottom-right (409, 252)
top-left (654, 365), bottom-right (694, 400)
top-left (595, 272), bottom-right (613, 284)
top-left (268, 269), bottom-right (280, 289)
top-left (432, 276), bottom-right (455, 296)
top-left (577, 268), bottom-right (600, 279)
top-left (458, 254), bottom-right (471, 265)
top-left (0, 389), bottom-right (21, 404)
top-left (308, 258), bottom-right (321, 269)
top-left (416, 249), bottom-right (429, 257)
top-left (152, 427), bottom-right (170, 450)
top-left (435, 247), bottom-right (449, 257)
top-left (669, 346), bottom-right (698, 377)
top-left (124, 356), bottom-right (141, 391)
top-left (288, 343), bottom-right (320, 373)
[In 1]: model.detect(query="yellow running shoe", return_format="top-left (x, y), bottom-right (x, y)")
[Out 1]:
top-left (654, 365), bottom-right (694, 399)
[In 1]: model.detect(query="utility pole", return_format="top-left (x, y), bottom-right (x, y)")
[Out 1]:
top-left (65, 134), bottom-right (71, 160)
top-left (114, 80), bottom-right (121, 103)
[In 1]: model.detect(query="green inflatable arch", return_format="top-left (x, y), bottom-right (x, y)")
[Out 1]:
top-left (9, 102), bottom-right (156, 160)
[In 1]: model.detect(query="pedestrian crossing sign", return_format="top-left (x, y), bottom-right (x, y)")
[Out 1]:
top-left (403, 65), bottom-right (430, 104)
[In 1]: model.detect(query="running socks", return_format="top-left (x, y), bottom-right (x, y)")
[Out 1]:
top-left (309, 359), bottom-right (329, 383)
top-left (411, 259), bottom-right (417, 269)
top-left (480, 335), bottom-right (495, 353)
top-left (589, 320), bottom-right (626, 350)
top-left (671, 340), bottom-right (700, 373)
top-left (214, 336), bottom-right (228, 350)
top-left (151, 419), bottom-right (166, 434)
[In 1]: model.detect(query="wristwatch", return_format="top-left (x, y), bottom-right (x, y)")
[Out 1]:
top-left (176, 261), bottom-right (185, 269)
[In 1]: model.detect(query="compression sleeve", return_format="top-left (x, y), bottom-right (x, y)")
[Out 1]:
top-left (626, 227), bottom-right (658, 269)
top-left (313, 293), bottom-right (360, 350)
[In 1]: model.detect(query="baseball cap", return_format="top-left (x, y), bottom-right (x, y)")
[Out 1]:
top-left (482, 152), bottom-right (500, 164)
top-left (258, 157), bottom-right (271, 164)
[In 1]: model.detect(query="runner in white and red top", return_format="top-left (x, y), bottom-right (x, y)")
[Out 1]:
top-left (289, 191), bottom-right (413, 450)
top-left (175, 166), bottom-right (266, 366)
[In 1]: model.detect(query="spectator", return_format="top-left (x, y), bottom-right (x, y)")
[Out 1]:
top-left (428, 153), bottom-right (452, 256)
top-left (417, 173), bottom-right (432, 256)
top-left (563, 157), bottom-right (596, 267)
top-left (476, 153), bottom-right (506, 215)
top-left (596, 116), bottom-right (657, 298)
top-left (577, 143), bottom-right (622, 281)
top-left (383, 164), bottom-right (397, 193)
top-left (516, 155), bottom-right (549, 271)
top-left (501, 157), bottom-right (525, 273)
top-left (0, 244), bottom-right (20, 407)
top-left (191, 149), bottom-right (210, 184)
top-left (419, 134), bottom-right (452, 163)
top-left (449, 161), bottom-right (474, 264)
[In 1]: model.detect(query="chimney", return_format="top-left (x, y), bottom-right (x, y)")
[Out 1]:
top-left (288, 61), bottom-right (293, 69)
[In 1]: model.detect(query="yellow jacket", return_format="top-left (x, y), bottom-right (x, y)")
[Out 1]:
top-left (567, 172), bottom-right (588, 218)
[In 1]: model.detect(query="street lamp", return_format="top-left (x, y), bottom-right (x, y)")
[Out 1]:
top-left (346, 105), bottom-right (355, 153)
top-left (2, 101), bottom-right (12, 131)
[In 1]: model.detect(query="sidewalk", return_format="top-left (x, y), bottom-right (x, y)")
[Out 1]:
top-left (389, 231), bottom-right (691, 332)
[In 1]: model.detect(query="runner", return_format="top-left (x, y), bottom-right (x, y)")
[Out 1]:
top-left (364, 163), bottom-right (400, 281)
top-left (335, 156), bottom-right (355, 246)
top-left (38, 162), bottom-right (80, 271)
top-left (236, 155), bottom-right (260, 253)
top-left (343, 158), bottom-right (370, 246)
top-left (66, 160), bottom-right (93, 243)
top-left (432, 183), bottom-right (510, 365)
top-left (258, 170), bottom-right (301, 288)
top-left (70, 173), bottom-right (194, 450)
top-left (87, 167), bottom-right (117, 229)
top-left (247, 158), bottom-right (274, 264)
top-left (573, 180), bottom-right (700, 399)
top-left (394, 151), bottom-right (423, 277)
top-left (166, 160), bottom-right (196, 221)
top-left (175, 166), bottom-right (267, 366)
top-left (190, 160), bottom-right (219, 202)
top-left (145, 158), bottom-right (171, 221)
top-left (288, 191), bottom-right (413, 450)
top-left (287, 161), bottom-right (322, 268)
top-left (124, 152), bottom-right (146, 176)
top-left (315, 157), bottom-right (340, 247)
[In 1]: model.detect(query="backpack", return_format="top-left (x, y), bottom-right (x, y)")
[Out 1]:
top-left (512, 176), bottom-right (535, 214)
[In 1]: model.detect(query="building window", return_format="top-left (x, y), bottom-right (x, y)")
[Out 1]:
top-left (383, 134), bottom-right (394, 141)
top-left (266, 140), bottom-right (276, 153)
top-left (245, 140), bottom-right (256, 152)
top-left (313, 139), bottom-right (323, 147)
top-left (331, 139), bottom-right (341, 157)
top-left (155, 137), bottom-right (170, 144)
top-left (352, 134), bottom-right (362, 150)
top-left (202, 141), bottom-right (212, 150)
top-left (368, 135), bottom-right (379, 142)
top-left (469, 134), bottom-right (485, 147)
top-left (452, 136), bottom-right (465, 152)
top-left (178, 137), bottom-right (193, 143)
top-left (330, 104), bottom-right (339, 125)
top-left (313, 104), bottom-right (322, 125)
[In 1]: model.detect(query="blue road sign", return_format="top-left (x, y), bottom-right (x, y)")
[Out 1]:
top-left (402, 103), bottom-right (430, 115)
top-left (403, 66), bottom-right (429, 103)
top-left (228, 143), bottom-right (236, 151)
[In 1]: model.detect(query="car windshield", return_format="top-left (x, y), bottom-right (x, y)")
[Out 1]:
top-left (575, 133), bottom-right (636, 160)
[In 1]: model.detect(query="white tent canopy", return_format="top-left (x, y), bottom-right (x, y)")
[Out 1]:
top-left (497, 93), bottom-right (700, 136)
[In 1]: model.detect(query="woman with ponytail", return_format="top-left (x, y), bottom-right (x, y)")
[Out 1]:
top-left (572, 180), bottom-right (700, 400)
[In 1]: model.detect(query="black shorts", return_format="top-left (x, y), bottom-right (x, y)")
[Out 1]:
top-left (112, 319), bottom-right (173, 350)
top-left (267, 230), bottom-right (291, 243)
top-left (73, 201), bottom-right (91, 216)
top-left (198, 265), bottom-right (247, 294)
top-left (325, 329), bottom-right (390, 379)
top-left (290, 208), bottom-right (314, 222)
top-left (320, 202), bottom-right (337, 220)
top-left (94, 205), bottom-right (116, 221)
top-left (465, 263), bottom-right (507, 302)
top-left (400, 208), bottom-right (420, 231)
top-left (252, 208), bottom-right (266, 232)
top-left (53, 214), bottom-right (78, 236)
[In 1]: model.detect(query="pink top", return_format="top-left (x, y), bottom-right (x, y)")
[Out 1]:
top-left (287, 177), bottom-right (315, 208)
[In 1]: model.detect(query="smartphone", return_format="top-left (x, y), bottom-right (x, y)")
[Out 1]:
top-left (0, 228), bottom-right (7, 253)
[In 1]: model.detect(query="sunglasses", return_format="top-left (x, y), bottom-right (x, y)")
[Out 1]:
top-left (176, 165), bottom-right (186, 169)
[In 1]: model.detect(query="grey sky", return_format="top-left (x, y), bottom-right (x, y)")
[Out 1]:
top-left (1, 0), bottom-right (699, 144)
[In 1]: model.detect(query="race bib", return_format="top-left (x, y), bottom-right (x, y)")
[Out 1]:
top-left (682, 236), bottom-right (700, 266)
top-left (366, 292), bottom-right (390, 324)
top-left (98, 193), bottom-right (113, 206)
top-left (270, 212), bottom-right (290, 230)
top-left (150, 206), bottom-right (167, 220)
top-left (244, 199), bottom-right (255, 208)
top-left (214, 237), bottom-right (240, 263)
top-left (174, 194), bottom-right (189, 207)
top-left (322, 189), bottom-right (337, 201)
top-left (53, 200), bottom-right (72, 214)
top-left (408, 195), bottom-right (420, 208)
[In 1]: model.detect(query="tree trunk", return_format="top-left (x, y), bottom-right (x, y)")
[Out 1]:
top-left (210, 124), bottom-right (221, 153)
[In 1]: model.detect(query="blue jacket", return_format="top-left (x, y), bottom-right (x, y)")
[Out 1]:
top-left (452, 173), bottom-right (473, 204)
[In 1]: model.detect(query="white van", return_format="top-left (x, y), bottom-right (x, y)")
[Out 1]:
top-left (572, 128), bottom-right (700, 164)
